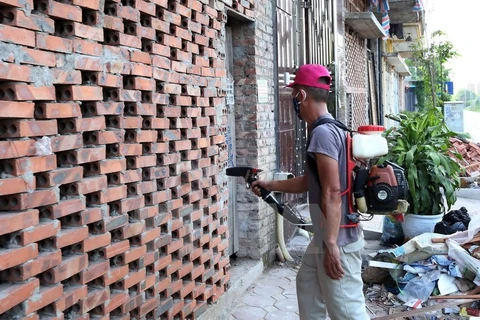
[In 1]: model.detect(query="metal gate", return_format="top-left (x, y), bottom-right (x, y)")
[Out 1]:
top-left (276, 0), bottom-right (336, 207)
top-left (276, 0), bottom-right (302, 206)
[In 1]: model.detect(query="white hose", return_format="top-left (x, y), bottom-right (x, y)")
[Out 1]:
top-left (276, 213), bottom-right (294, 262)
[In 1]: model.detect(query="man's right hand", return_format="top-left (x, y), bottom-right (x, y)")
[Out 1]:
top-left (250, 180), bottom-right (272, 197)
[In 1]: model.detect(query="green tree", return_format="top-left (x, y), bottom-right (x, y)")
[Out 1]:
top-left (409, 30), bottom-right (459, 111)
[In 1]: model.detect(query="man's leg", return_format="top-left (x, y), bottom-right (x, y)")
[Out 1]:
top-left (296, 239), bottom-right (328, 320)
top-left (316, 244), bottom-right (370, 320)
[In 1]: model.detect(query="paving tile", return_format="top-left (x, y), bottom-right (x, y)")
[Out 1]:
top-left (265, 310), bottom-right (299, 320)
top-left (260, 275), bottom-right (291, 287)
top-left (231, 306), bottom-right (267, 320)
top-left (243, 295), bottom-right (276, 308)
top-left (253, 284), bottom-right (284, 296)
top-left (274, 297), bottom-right (299, 313)
top-left (269, 267), bottom-right (297, 278)
top-left (271, 293), bottom-right (288, 302)
top-left (264, 306), bottom-right (279, 313)
top-left (282, 287), bottom-right (297, 296)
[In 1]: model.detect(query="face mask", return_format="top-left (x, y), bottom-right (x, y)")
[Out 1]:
top-left (293, 92), bottom-right (303, 120)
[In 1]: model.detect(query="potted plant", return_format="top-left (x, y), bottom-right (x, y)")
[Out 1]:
top-left (379, 107), bottom-right (464, 239)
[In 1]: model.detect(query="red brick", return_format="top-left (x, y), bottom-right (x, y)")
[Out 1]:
top-left (131, 63), bottom-right (153, 77)
top-left (23, 284), bottom-right (63, 314)
top-left (115, 144), bottom-right (139, 157)
top-left (36, 103), bottom-right (81, 119)
top-left (72, 22), bottom-right (104, 41)
top-left (80, 260), bottom-right (109, 284)
top-left (1, 8), bottom-right (55, 33)
top-left (56, 226), bottom-right (89, 249)
top-left (51, 134), bottom-right (83, 153)
top-left (16, 47), bottom-right (56, 66)
top-left (0, 278), bottom-right (39, 314)
top-left (0, 119), bottom-right (57, 137)
top-left (43, 254), bottom-right (88, 284)
top-left (0, 209), bottom-right (37, 238)
top-left (1, 171), bottom-right (34, 193)
top-left (0, 243), bottom-right (38, 271)
top-left (0, 62), bottom-right (31, 82)
top-left (37, 166), bottom-right (83, 188)
top-left (55, 284), bottom-right (87, 312)
top-left (73, 38), bottom-right (102, 56)
top-left (96, 72), bottom-right (123, 87)
top-left (78, 288), bottom-right (109, 314)
top-left (36, 33), bottom-right (72, 53)
top-left (52, 69), bottom-right (82, 85)
top-left (57, 85), bottom-right (103, 101)
top-left (3, 154), bottom-right (57, 176)
top-left (102, 291), bottom-right (129, 315)
top-left (0, 83), bottom-right (55, 101)
top-left (99, 158), bottom-right (127, 174)
top-left (83, 232), bottom-right (111, 253)
top-left (37, 0), bottom-right (82, 22)
top-left (48, 197), bottom-right (86, 219)
top-left (18, 220), bottom-right (60, 246)
top-left (0, 0), bottom-right (33, 8)
top-left (75, 176), bottom-right (107, 195)
top-left (104, 15), bottom-right (124, 31)
top-left (0, 24), bottom-right (35, 47)
top-left (100, 185), bottom-right (127, 203)
top-left (131, 50), bottom-right (152, 64)
top-left (1, 250), bottom-right (61, 281)
top-left (74, 55), bottom-right (103, 71)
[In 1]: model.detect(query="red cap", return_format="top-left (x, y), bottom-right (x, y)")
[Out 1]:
top-left (358, 125), bottom-right (385, 132)
top-left (286, 64), bottom-right (331, 90)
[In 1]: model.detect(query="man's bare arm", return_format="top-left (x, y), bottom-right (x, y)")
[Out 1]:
top-left (315, 153), bottom-right (342, 249)
top-left (252, 175), bottom-right (308, 194)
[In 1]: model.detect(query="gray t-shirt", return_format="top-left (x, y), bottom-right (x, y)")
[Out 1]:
top-left (306, 113), bottom-right (361, 251)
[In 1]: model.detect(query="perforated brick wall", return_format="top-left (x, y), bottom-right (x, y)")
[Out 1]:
top-left (0, 0), bottom-right (257, 318)
top-left (345, 30), bottom-right (369, 129)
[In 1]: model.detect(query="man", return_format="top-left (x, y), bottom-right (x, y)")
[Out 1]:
top-left (251, 64), bottom-right (369, 320)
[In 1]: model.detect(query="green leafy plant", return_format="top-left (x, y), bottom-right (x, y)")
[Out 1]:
top-left (379, 108), bottom-right (464, 216)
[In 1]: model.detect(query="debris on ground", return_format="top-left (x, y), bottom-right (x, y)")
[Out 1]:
top-left (362, 214), bottom-right (480, 319)
top-left (451, 137), bottom-right (480, 178)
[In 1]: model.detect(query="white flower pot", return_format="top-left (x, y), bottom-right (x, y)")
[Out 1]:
top-left (402, 213), bottom-right (443, 239)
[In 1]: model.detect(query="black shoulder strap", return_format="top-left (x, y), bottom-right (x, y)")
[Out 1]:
top-left (307, 118), bottom-right (351, 148)
top-left (306, 117), bottom-right (351, 184)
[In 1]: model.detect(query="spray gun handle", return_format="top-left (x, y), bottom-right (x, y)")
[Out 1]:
top-left (246, 174), bottom-right (270, 199)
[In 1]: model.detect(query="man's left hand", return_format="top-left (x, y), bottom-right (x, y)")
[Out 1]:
top-left (324, 245), bottom-right (344, 280)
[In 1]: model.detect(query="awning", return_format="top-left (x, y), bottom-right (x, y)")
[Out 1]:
top-left (384, 53), bottom-right (411, 76)
top-left (345, 12), bottom-right (385, 39)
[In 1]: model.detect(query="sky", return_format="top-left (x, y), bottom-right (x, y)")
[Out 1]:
top-left (423, 0), bottom-right (479, 93)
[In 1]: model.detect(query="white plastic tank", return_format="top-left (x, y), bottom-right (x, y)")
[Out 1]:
top-left (352, 125), bottom-right (388, 159)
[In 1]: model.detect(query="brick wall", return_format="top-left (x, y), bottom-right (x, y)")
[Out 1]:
top-left (231, 0), bottom-right (277, 262)
top-left (0, 0), bottom-right (258, 318)
top-left (345, 30), bottom-right (369, 129)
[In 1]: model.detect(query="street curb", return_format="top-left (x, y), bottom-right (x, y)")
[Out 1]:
top-left (456, 188), bottom-right (480, 200)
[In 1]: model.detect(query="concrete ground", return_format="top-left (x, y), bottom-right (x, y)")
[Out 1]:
top-left (228, 196), bottom-right (480, 320)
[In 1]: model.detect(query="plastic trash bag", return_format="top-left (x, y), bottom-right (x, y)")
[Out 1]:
top-left (434, 207), bottom-right (470, 235)
top-left (381, 215), bottom-right (405, 246)
top-left (402, 270), bottom-right (441, 302)
top-left (446, 239), bottom-right (480, 285)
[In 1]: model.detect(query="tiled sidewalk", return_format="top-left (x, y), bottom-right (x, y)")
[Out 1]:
top-left (230, 265), bottom-right (301, 320)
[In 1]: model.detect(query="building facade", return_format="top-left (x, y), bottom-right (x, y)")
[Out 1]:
top-left (0, 0), bottom-right (423, 318)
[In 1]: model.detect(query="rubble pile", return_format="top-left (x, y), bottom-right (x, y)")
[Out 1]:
top-left (363, 214), bottom-right (480, 318)
top-left (450, 138), bottom-right (480, 177)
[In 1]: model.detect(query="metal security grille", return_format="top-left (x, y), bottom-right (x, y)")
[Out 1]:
top-left (345, 30), bottom-right (369, 129)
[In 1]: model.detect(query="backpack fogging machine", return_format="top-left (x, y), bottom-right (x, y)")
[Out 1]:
top-left (227, 121), bottom-right (410, 232)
